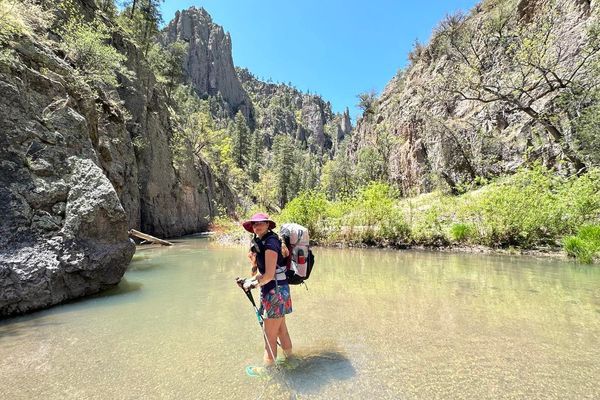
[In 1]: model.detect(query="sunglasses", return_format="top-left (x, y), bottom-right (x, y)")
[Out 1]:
top-left (251, 221), bottom-right (267, 227)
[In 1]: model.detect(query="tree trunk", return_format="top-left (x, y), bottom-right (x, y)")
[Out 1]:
top-left (130, 0), bottom-right (137, 19)
top-left (522, 107), bottom-right (587, 173)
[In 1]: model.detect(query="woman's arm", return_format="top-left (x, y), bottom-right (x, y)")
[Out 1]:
top-left (247, 251), bottom-right (258, 276)
top-left (256, 249), bottom-right (277, 285)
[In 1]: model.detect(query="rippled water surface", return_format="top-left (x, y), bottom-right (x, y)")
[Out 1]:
top-left (1, 238), bottom-right (599, 399)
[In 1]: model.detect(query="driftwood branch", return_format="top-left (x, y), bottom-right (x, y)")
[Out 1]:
top-left (128, 229), bottom-right (173, 246)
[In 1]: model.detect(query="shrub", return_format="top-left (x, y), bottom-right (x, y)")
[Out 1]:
top-left (279, 190), bottom-right (330, 241)
top-left (352, 182), bottom-right (398, 225)
top-left (557, 169), bottom-right (600, 232)
top-left (563, 225), bottom-right (600, 263)
top-left (404, 192), bottom-right (453, 246)
top-left (577, 225), bottom-right (600, 245)
top-left (470, 166), bottom-right (563, 247)
top-left (342, 182), bottom-right (409, 245)
top-left (0, 0), bottom-right (52, 43)
top-left (450, 223), bottom-right (473, 242)
top-left (61, 19), bottom-right (127, 86)
top-left (565, 225), bottom-right (600, 263)
top-left (245, 168), bottom-right (600, 255)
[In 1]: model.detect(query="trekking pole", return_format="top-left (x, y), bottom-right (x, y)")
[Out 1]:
top-left (236, 279), bottom-right (281, 359)
top-left (236, 280), bottom-right (299, 396)
top-left (243, 285), bottom-right (265, 327)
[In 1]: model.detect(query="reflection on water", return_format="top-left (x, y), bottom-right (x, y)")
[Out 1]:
top-left (95, 279), bottom-right (143, 296)
top-left (0, 239), bottom-right (599, 399)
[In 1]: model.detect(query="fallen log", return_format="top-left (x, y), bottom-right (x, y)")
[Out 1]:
top-left (128, 229), bottom-right (173, 246)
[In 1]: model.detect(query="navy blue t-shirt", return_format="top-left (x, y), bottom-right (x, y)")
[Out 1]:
top-left (255, 233), bottom-right (287, 295)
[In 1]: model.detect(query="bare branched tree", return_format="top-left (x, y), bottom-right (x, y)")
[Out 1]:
top-left (438, 0), bottom-right (600, 173)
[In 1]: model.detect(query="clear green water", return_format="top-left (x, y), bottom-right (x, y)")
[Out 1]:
top-left (1, 238), bottom-right (599, 399)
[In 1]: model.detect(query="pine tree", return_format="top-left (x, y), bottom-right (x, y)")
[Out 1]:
top-left (272, 135), bottom-right (297, 208)
top-left (248, 129), bottom-right (264, 182)
top-left (121, 0), bottom-right (164, 55)
top-left (231, 111), bottom-right (250, 169)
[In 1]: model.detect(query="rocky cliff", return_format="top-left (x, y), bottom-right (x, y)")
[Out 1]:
top-left (160, 7), bottom-right (254, 125)
top-left (238, 68), bottom-right (352, 156)
top-left (0, 34), bottom-right (136, 316)
top-left (0, 0), bottom-right (236, 316)
top-left (160, 7), bottom-right (353, 156)
top-left (110, 32), bottom-right (236, 238)
top-left (352, 0), bottom-right (599, 195)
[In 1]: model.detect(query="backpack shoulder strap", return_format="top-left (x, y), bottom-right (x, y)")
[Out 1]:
top-left (252, 231), bottom-right (279, 253)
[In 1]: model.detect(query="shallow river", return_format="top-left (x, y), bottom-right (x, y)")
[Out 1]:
top-left (1, 238), bottom-right (599, 399)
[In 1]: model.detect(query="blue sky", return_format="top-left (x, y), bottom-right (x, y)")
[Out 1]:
top-left (160, 0), bottom-right (480, 120)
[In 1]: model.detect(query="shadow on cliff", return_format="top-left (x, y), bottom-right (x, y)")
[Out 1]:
top-left (260, 343), bottom-right (356, 397)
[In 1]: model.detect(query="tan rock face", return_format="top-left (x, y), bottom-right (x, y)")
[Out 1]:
top-left (161, 7), bottom-right (254, 125)
top-left (352, 0), bottom-right (598, 195)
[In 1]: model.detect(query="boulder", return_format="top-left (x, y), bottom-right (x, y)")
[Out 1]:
top-left (0, 38), bottom-right (134, 317)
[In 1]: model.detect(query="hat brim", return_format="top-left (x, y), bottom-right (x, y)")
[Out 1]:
top-left (242, 220), bottom-right (276, 233)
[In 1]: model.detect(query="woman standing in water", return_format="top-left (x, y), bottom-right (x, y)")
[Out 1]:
top-left (238, 213), bottom-right (293, 368)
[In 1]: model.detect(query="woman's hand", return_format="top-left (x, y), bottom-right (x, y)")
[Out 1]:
top-left (235, 277), bottom-right (258, 290)
top-left (281, 242), bottom-right (290, 258)
top-left (247, 251), bottom-right (257, 265)
top-left (243, 278), bottom-right (258, 290)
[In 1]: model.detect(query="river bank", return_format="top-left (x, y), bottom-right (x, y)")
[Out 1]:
top-left (211, 228), bottom-right (571, 262)
top-left (210, 167), bottom-right (600, 264)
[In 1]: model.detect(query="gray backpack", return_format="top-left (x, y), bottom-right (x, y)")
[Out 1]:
top-left (280, 223), bottom-right (314, 285)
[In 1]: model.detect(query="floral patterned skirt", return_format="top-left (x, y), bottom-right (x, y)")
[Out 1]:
top-left (259, 284), bottom-right (292, 319)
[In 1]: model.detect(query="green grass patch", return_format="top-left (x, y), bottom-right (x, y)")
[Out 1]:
top-left (564, 225), bottom-right (600, 263)
top-left (449, 223), bottom-right (474, 242)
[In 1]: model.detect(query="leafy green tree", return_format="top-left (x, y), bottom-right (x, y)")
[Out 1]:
top-left (356, 147), bottom-right (386, 185)
top-left (571, 93), bottom-right (600, 166)
top-left (168, 85), bottom-right (233, 175)
top-left (148, 40), bottom-right (188, 98)
top-left (251, 170), bottom-right (279, 211)
top-left (61, 18), bottom-right (127, 86)
top-left (299, 152), bottom-right (320, 191)
top-left (171, 104), bottom-right (221, 169)
top-left (279, 190), bottom-right (331, 239)
top-left (320, 151), bottom-right (356, 200)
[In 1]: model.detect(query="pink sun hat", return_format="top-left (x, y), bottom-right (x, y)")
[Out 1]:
top-left (242, 213), bottom-right (277, 233)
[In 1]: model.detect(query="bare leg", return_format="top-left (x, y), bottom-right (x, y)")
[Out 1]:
top-left (263, 318), bottom-right (282, 365)
top-left (277, 316), bottom-right (293, 357)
